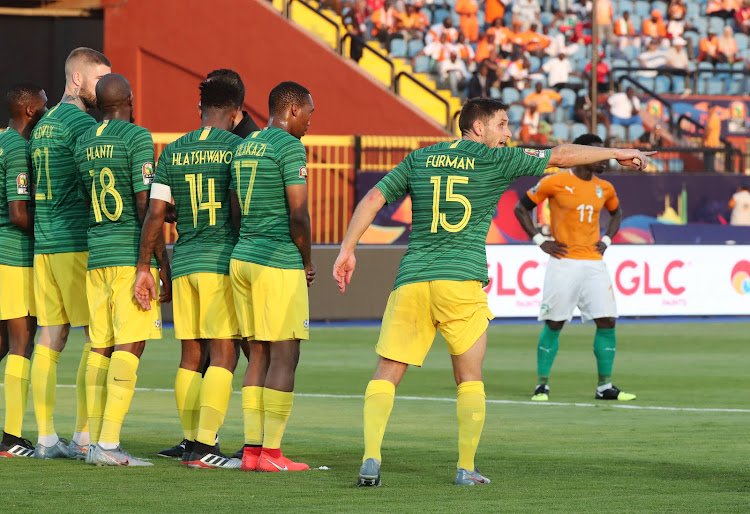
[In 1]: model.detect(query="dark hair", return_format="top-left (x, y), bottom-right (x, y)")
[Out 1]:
top-left (199, 75), bottom-right (244, 112)
top-left (458, 98), bottom-right (510, 134)
top-left (572, 133), bottom-right (603, 146)
top-left (6, 83), bottom-right (44, 116)
top-left (207, 69), bottom-right (245, 101)
top-left (268, 81), bottom-right (311, 115)
top-left (65, 47), bottom-right (110, 78)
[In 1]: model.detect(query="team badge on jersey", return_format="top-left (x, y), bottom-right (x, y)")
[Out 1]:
top-left (303, 319), bottom-right (309, 328)
top-left (16, 173), bottom-right (28, 195)
top-left (523, 149), bottom-right (546, 158)
top-left (596, 186), bottom-right (603, 198)
top-left (299, 166), bottom-right (308, 179)
top-left (142, 162), bottom-right (154, 185)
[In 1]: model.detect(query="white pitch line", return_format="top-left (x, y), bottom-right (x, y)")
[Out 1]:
top-left (5, 383), bottom-right (748, 414)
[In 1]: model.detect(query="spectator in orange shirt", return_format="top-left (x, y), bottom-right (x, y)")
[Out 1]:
top-left (703, 106), bottom-right (722, 171)
top-left (455, 33), bottom-right (476, 67)
top-left (614, 11), bottom-right (640, 52)
top-left (524, 82), bottom-right (562, 123)
top-left (397, 3), bottom-right (427, 44)
top-left (475, 33), bottom-right (491, 63)
top-left (698, 31), bottom-right (722, 63)
top-left (718, 26), bottom-right (741, 63)
top-left (485, 0), bottom-right (506, 26)
top-left (427, 17), bottom-right (459, 45)
top-left (455, 0), bottom-right (480, 43)
top-left (519, 103), bottom-right (547, 144)
top-left (521, 23), bottom-right (551, 56)
top-left (487, 18), bottom-right (510, 53)
top-left (412, 32), bottom-right (454, 69)
top-left (642, 10), bottom-right (667, 44)
top-left (707, 0), bottom-right (738, 19)
top-left (371, 0), bottom-right (399, 49)
top-left (596, 0), bottom-right (615, 44)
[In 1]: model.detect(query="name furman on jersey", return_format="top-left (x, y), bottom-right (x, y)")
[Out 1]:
top-left (425, 154), bottom-right (475, 170)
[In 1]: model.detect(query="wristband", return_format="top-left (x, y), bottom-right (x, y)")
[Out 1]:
top-left (601, 235), bottom-right (612, 247)
top-left (532, 233), bottom-right (546, 246)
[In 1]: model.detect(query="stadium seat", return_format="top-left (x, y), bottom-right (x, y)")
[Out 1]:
top-left (609, 124), bottom-right (626, 141)
top-left (559, 88), bottom-right (576, 108)
top-left (422, 8), bottom-right (432, 24)
top-left (501, 87), bottom-right (520, 103)
top-left (489, 87), bottom-right (501, 99)
top-left (541, 12), bottom-right (554, 26)
top-left (451, 12), bottom-right (460, 27)
top-left (654, 75), bottom-right (671, 94)
top-left (668, 158), bottom-right (685, 172)
top-left (476, 10), bottom-right (484, 28)
top-left (672, 76), bottom-right (686, 94)
top-left (628, 124), bottom-right (645, 141)
top-left (707, 76), bottom-right (724, 95)
top-left (509, 104), bottom-right (525, 124)
top-left (652, 0), bottom-right (667, 16)
top-left (571, 123), bottom-right (588, 140)
top-left (552, 122), bottom-right (569, 141)
top-left (596, 124), bottom-right (607, 141)
top-left (433, 8), bottom-right (450, 25)
top-left (529, 56), bottom-right (541, 70)
top-left (652, 158), bottom-right (666, 172)
top-left (727, 75), bottom-right (743, 95)
top-left (737, 33), bottom-right (749, 51)
top-left (686, 2), bottom-right (699, 17)
top-left (692, 17), bottom-right (708, 34)
top-left (624, 46), bottom-right (639, 61)
top-left (634, 0), bottom-right (650, 17)
top-left (709, 17), bottom-right (725, 34)
top-left (407, 39), bottom-right (424, 58)
top-left (413, 55), bottom-right (430, 73)
top-left (390, 38), bottom-right (406, 58)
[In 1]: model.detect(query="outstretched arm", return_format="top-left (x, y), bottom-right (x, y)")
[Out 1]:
top-left (548, 144), bottom-right (655, 171)
top-left (333, 187), bottom-right (387, 293)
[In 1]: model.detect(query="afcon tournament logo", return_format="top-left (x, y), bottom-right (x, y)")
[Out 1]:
top-left (523, 149), bottom-right (546, 158)
top-left (142, 162), bottom-right (154, 185)
top-left (16, 173), bottom-right (29, 195)
top-left (730, 260), bottom-right (750, 295)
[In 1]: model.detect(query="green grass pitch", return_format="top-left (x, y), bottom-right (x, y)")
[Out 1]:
top-left (1, 323), bottom-right (749, 512)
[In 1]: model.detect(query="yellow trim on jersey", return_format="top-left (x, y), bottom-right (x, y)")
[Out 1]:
top-left (95, 120), bottom-right (108, 136)
top-left (199, 127), bottom-right (211, 140)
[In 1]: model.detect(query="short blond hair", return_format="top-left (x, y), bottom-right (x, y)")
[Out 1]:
top-left (64, 47), bottom-right (110, 81)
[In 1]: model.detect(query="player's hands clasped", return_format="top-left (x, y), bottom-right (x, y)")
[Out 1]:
top-left (134, 269), bottom-right (157, 310)
top-left (333, 250), bottom-right (356, 293)
top-left (541, 240), bottom-right (568, 259)
top-left (614, 149), bottom-right (657, 171)
top-left (305, 262), bottom-right (317, 287)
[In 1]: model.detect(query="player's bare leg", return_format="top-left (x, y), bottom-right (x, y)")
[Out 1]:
top-left (450, 331), bottom-right (490, 485)
top-left (0, 316), bottom-right (37, 457)
top-left (71, 326), bottom-right (92, 454)
top-left (0, 320), bottom-right (9, 362)
top-left (593, 318), bottom-right (635, 401)
top-left (240, 339), bottom-right (250, 361)
top-left (532, 320), bottom-right (565, 402)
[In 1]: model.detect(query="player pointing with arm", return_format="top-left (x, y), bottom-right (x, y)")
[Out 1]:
top-left (332, 98), bottom-right (653, 487)
top-left (514, 133), bottom-right (636, 402)
top-left (0, 84), bottom-right (48, 458)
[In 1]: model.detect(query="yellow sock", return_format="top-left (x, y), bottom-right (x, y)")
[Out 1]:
top-left (174, 368), bottom-right (202, 441)
top-left (99, 351), bottom-right (139, 446)
top-left (456, 381), bottom-right (486, 471)
top-left (195, 366), bottom-right (233, 446)
top-left (261, 388), bottom-right (293, 450)
top-left (85, 351), bottom-right (110, 444)
top-left (362, 379), bottom-right (395, 463)
top-left (242, 386), bottom-right (264, 445)
top-left (74, 343), bottom-right (91, 434)
top-left (4, 355), bottom-right (31, 437)
top-left (31, 345), bottom-right (60, 437)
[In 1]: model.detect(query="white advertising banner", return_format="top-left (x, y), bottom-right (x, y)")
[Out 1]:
top-left (484, 245), bottom-right (750, 317)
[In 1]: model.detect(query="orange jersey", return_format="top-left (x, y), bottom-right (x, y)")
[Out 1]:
top-left (526, 170), bottom-right (619, 260)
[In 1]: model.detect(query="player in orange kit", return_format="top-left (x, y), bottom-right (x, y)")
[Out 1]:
top-left (514, 134), bottom-right (637, 402)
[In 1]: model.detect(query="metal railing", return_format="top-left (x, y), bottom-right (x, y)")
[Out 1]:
top-left (394, 71), bottom-right (451, 129)
top-left (341, 33), bottom-right (395, 88)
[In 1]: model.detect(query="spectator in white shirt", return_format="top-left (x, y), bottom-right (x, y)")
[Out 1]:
top-left (439, 52), bottom-right (470, 96)
top-left (542, 53), bottom-right (577, 90)
top-left (729, 185), bottom-right (750, 226)
top-left (666, 37), bottom-right (689, 70)
top-left (512, 0), bottom-right (541, 26)
top-left (412, 32), bottom-right (455, 69)
top-left (638, 39), bottom-right (667, 78)
top-left (607, 86), bottom-right (642, 126)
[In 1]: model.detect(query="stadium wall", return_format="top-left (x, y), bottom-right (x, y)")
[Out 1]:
top-left (102, 0), bottom-right (448, 136)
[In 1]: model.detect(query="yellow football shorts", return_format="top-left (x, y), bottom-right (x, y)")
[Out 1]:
top-left (34, 251), bottom-right (89, 327)
top-left (376, 280), bottom-right (494, 367)
top-left (230, 259), bottom-right (309, 342)
top-left (173, 272), bottom-right (240, 340)
top-left (86, 266), bottom-right (162, 349)
top-left (0, 264), bottom-right (35, 320)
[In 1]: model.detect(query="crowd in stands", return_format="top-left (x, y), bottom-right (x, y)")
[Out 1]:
top-left (333, 0), bottom-right (749, 156)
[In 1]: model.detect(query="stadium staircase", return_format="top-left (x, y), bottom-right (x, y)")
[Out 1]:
top-left (270, 0), bottom-right (461, 133)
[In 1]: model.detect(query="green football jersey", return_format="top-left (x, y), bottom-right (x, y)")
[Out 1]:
top-left (230, 127), bottom-right (308, 270)
top-left (376, 142), bottom-right (550, 289)
top-left (74, 119), bottom-right (156, 270)
top-left (154, 126), bottom-right (242, 279)
top-left (31, 103), bottom-right (96, 254)
top-left (0, 128), bottom-right (34, 267)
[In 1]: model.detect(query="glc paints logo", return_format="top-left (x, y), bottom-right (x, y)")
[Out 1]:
top-left (730, 261), bottom-right (750, 295)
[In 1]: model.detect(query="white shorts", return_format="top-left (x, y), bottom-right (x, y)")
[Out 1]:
top-left (539, 258), bottom-right (618, 323)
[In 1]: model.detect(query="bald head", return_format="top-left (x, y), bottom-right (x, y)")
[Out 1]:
top-left (96, 74), bottom-right (134, 121)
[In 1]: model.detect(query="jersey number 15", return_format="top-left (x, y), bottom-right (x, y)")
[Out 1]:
top-left (430, 175), bottom-right (472, 233)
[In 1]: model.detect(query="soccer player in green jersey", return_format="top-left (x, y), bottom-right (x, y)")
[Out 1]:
top-left (0, 84), bottom-right (48, 458)
top-left (332, 98), bottom-right (654, 486)
top-left (229, 81), bottom-right (316, 473)
top-left (30, 47), bottom-right (111, 460)
top-left (74, 73), bottom-right (169, 466)
top-left (134, 75), bottom-right (244, 469)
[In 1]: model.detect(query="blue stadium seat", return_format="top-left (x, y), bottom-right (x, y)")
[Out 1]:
top-left (559, 88), bottom-right (576, 108)
top-left (422, 8), bottom-right (432, 24)
top-left (596, 124), bottom-right (608, 141)
top-left (476, 9), bottom-right (484, 28)
top-left (652, 0), bottom-right (667, 17)
top-left (609, 124), bottom-right (626, 141)
top-left (652, 158), bottom-right (666, 172)
top-left (509, 104), bottom-right (525, 124)
top-left (529, 56), bottom-right (541, 70)
top-left (433, 8), bottom-right (450, 26)
top-left (571, 122), bottom-right (588, 140)
top-left (672, 76), bottom-right (686, 94)
top-left (489, 87), bottom-right (501, 99)
top-left (737, 33), bottom-right (749, 50)
top-left (668, 158), bottom-right (685, 172)
top-left (624, 46), bottom-right (639, 61)
top-left (634, 0), bottom-right (650, 17)
top-left (628, 124), bottom-right (645, 141)
top-left (654, 75), bottom-right (671, 94)
top-left (709, 17), bottom-right (725, 34)
top-left (408, 39), bottom-right (424, 58)
top-left (541, 12), bottom-right (554, 26)
top-left (686, 2), bottom-right (699, 17)
top-left (413, 55), bottom-right (430, 73)
top-left (501, 87), bottom-right (520, 103)
top-left (552, 122), bottom-right (569, 141)
top-left (553, 107), bottom-right (567, 123)
top-left (521, 87), bottom-right (534, 99)
top-left (390, 38), bottom-right (406, 58)
top-left (727, 75), bottom-right (743, 95)
top-left (692, 17), bottom-right (708, 34)
top-left (707, 76), bottom-right (725, 95)
top-left (451, 12), bottom-right (460, 27)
